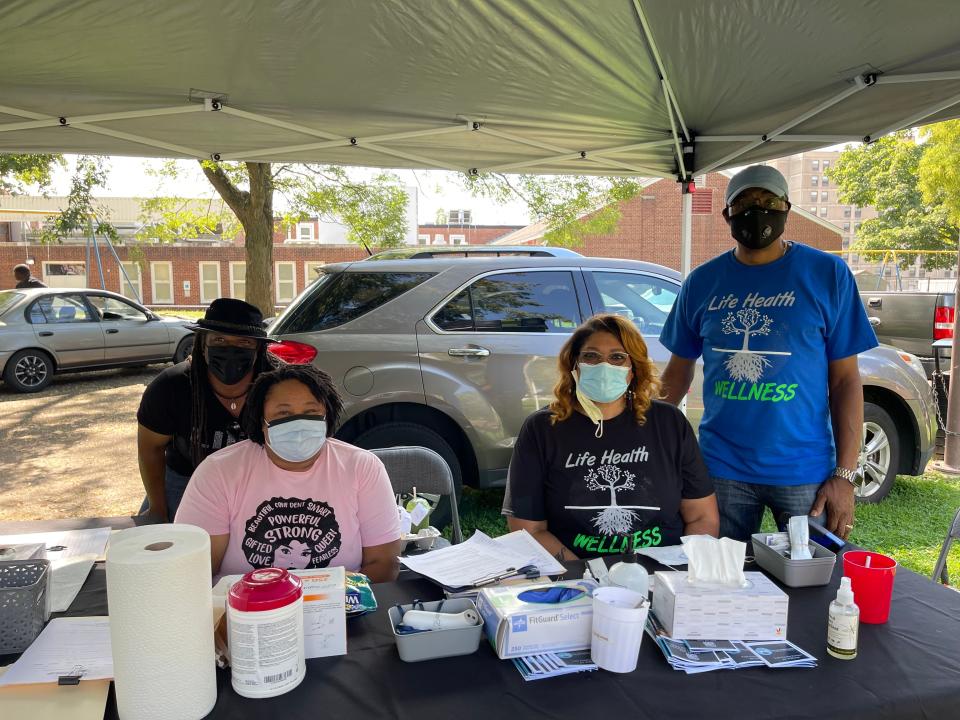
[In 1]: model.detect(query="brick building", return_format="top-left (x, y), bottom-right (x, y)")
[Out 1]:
top-left (493, 172), bottom-right (842, 268)
top-left (0, 195), bottom-right (523, 308)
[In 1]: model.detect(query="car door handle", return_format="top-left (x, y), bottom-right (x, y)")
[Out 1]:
top-left (38, 331), bottom-right (54, 337)
top-left (867, 297), bottom-right (882, 308)
top-left (868, 317), bottom-right (881, 327)
top-left (448, 347), bottom-right (490, 358)
top-left (106, 329), bottom-right (120, 334)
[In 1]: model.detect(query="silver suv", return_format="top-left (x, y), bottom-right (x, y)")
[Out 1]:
top-left (269, 247), bottom-right (937, 514)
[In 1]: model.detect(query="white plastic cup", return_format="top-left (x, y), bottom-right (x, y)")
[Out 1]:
top-left (590, 586), bottom-right (649, 673)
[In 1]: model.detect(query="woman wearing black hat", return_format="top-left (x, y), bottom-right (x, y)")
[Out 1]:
top-left (137, 298), bottom-right (280, 522)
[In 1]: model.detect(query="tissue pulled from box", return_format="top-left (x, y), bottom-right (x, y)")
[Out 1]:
top-left (681, 535), bottom-right (747, 587)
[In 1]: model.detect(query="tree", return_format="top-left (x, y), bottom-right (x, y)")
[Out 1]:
top-left (463, 173), bottom-right (642, 247)
top-left (918, 120), bottom-right (960, 229)
top-left (40, 156), bottom-right (119, 244)
top-left (145, 161), bottom-right (410, 314)
top-left (0, 153), bottom-right (62, 193)
top-left (829, 131), bottom-right (958, 269)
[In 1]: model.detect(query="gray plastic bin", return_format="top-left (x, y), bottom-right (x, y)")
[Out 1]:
top-left (752, 534), bottom-right (836, 587)
top-left (0, 559), bottom-right (51, 654)
top-left (388, 598), bottom-right (483, 662)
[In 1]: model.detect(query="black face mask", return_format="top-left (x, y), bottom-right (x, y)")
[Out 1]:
top-left (728, 207), bottom-right (788, 250)
top-left (206, 346), bottom-right (257, 385)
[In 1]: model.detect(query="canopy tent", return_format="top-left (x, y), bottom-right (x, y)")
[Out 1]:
top-left (2, 0), bottom-right (960, 272)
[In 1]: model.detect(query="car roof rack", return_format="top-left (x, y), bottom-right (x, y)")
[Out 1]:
top-left (365, 246), bottom-right (581, 260)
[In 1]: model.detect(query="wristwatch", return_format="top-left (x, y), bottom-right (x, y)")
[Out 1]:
top-left (831, 466), bottom-right (859, 484)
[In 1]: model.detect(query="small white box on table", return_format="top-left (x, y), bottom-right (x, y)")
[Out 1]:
top-left (652, 571), bottom-right (788, 640)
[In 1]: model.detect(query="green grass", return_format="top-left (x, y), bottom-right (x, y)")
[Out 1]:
top-left (156, 309), bottom-right (205, 319)
top-left (455, 472), bottom-right (960, 582)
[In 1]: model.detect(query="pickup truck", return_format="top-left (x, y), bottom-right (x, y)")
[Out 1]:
top-left (860, 290), bottom-right (955, 377)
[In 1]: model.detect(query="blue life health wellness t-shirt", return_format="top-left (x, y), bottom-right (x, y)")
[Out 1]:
top-left (659, 243), bottom-right (877, 486)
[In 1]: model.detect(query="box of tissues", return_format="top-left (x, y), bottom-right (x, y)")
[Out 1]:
top-left (650, 535), bottom-right (787, 640)
top-left (652, 571), bottom-right (788, 640)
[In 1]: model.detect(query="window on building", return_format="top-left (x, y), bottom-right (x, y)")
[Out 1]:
top-left (449, 234), bottom-right (466, 246)
top-left (843, 207), bottom-right (852, 218)
top-left (811, 175), bottom-right (819, 186)
top-left (809, 207), bottom-right (817, 213)
top-left (434, 234), bottom-right (445, 245)
top-left (119, 262), bottom-right (143, 302)
top-left (447, 210), bottom-right (472, 224)
top-left (276, 261), bottom-right (297, 304)
top-left (819, 207), bottom-right (828, 217)
top-left (809, 191), bottom-right (818, 202)
top-left (199, 262), bottom-right (221, 304)
top-left (433, 271), bottom-right (580, 333)
top-left (304, 262), bottom-right (325, 286)
top-left (296, 222), bottom-right (315, 241)
top-left (822, 160), bottom-right (830, 169)
top-left (150, 262), bottom-right (174, 304)
top-left (812, 160), bottom-right (819, 170)
top-left (843, 222), bottom-right (851, 232)
top-left (821, 176), bottom-right (828, 187)
top-left (42, 262), bottom-right (86, 288)
top-left (821, 191), bottom-right (829, 202)
top-left (229, 262), bottom-right (246, 300)
top-left (417, 234), bottom-right (430, 245)
top-left (854, 222), bottom-right (862, 232)
top-left (855, 207), bottom-right (862, 218)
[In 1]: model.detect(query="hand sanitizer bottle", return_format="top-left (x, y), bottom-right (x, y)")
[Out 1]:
top-left (827, 576), bottom-right (859, 660)
top-left (607, 546), bottom-right (649, 597)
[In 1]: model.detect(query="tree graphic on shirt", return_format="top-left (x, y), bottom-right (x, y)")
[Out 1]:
top-left (585, 465), bottom-right (639, 535)
top-left (716, 308), bottom-right (775, 383)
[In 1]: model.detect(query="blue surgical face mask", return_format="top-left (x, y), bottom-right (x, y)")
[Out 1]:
top-left (265, 414), bottom-right (327, 463)
top-left (576, 362), bottom-right (631, 404)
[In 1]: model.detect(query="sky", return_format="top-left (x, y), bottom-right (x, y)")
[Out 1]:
top-left (47, 155), bottom-right (533, 227)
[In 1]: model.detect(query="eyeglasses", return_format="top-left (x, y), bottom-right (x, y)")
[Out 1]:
top-left (727, 193), bottom-right (789, 216)
top-left (579, 351), bottom-right (631, 367)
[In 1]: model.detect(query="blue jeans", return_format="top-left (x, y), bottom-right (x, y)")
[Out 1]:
top-left (713, 478), bottom-right (824, 543)
top-left (139, 466), bottom-right (192, 522)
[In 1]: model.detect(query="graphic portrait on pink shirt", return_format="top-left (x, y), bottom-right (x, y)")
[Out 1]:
top-left (176, 365), bottom-right (402, 582)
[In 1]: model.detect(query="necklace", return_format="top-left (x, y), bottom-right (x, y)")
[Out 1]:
top-left (214, 389), bottom-right (248, 411)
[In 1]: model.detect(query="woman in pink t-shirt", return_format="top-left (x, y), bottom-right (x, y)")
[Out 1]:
top-left (176, 365), bottom-right (401, 582)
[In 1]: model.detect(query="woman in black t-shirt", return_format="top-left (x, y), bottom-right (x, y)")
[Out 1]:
top-left (502, 313), bottom-right (719, 560)
top-left (137, 298), bottom-right (279, 522)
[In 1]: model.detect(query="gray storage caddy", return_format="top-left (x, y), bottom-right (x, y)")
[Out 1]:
top-left (0, 559), bottom-right (51, 654)
top-left (751, 534), bottom-right (836, 587)
top-left (388, 598), bottom-right (483, 662)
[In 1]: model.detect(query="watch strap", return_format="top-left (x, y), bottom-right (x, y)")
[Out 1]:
top-left (831, 466), bottom-right (858, 484)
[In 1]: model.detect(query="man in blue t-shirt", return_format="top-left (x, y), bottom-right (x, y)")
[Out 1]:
top-left (659, 165), bottom-right (877, 542)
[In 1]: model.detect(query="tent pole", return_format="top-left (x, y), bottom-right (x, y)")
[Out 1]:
top-left (104, 235), bottom-right (141, 304)
top-left (865, 89), bottom-right (960, 142)
top-left (680, 190), bottom-right (692, 280)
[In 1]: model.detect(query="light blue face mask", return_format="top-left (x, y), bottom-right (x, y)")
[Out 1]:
top-left (266, 414), bottom-right (327, 463)
top-left (577, 362), bottom-right (631, 404)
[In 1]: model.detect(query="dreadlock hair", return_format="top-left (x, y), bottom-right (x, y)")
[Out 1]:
top-left (243, 364), bottom-right (344, 444)
top-left (189, 332), bottom-right (279, 467)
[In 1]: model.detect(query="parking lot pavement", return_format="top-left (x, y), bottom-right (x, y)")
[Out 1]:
top-left (0, 365), bottom-right (166, 522)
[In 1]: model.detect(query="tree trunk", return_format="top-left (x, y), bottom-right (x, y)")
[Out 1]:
top-left (243, 210), bottom-right (275, 317)
top-left (198, 160), bottom-right (275, 317)
top-left (242, 162), bottom-right (275, 317)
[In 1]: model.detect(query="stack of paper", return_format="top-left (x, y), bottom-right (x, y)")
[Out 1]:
top-left (399, 530), bottom-right (566, 592)
top-left (645, 613), bottom-right (817, 673)
top-left (511, 650), bottom-right (598, 681)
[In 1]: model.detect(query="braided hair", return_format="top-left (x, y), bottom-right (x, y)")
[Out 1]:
top-left (188, 333), bottom-right (279, 468)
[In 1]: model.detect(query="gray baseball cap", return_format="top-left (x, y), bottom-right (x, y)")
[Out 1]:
top-left (724, 165), bottom-right (790, 206)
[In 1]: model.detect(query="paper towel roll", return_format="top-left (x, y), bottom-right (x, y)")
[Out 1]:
top-left (106, 524), bottom-right (217, 720)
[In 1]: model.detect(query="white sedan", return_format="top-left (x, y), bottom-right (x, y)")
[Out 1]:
top-left (0, 287), bottom-right (194, 392)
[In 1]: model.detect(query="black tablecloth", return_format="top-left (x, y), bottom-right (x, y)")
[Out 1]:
top-left (57, 550), bottom-right (960, 720)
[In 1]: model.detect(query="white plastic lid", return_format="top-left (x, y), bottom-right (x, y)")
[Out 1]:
top-left (837, 576), bottom-right (855, 605)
